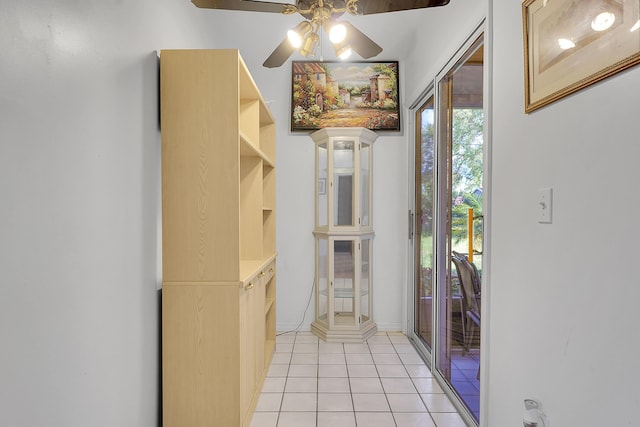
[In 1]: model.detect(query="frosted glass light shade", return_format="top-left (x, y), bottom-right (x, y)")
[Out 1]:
top-left (288, 21), bottom-right (312, 48)
top-left (329, 23), bottom-right (347, 44)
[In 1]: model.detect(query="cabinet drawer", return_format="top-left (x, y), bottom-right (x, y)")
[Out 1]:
top-left (242, 273), bottom-right (260, 291)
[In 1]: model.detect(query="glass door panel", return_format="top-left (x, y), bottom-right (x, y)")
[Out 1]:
top-left (415, 96), bottom-right (435, 351)
top-left (317, 236), bottom-right (329, 326)
top-left (436, 71), bottom-right (454, 382)
top-left (435, 38), bottom-right (484, 423)
top-left (333, 140), bottom-right (354, 227)
top-left (333, 239), bottom-right (356, 327)
top-left (360, 237), bottom-right (371, 323)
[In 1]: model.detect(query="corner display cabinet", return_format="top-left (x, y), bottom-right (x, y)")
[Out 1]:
top-left (310, 127), bottom-right (378, 343)
top-left (160, 49), bottom-right (276, 427)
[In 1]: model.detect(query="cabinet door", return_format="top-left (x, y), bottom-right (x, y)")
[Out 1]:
top-left (163, 284), bottom-right (240, 427)
top-left (254, 273), bottom-right (266, 381)
top-left (239, 280), bottom-right (257, 419)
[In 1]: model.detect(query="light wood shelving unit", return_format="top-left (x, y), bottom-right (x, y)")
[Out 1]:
top-left (160, 49), bottom-right (276, 427)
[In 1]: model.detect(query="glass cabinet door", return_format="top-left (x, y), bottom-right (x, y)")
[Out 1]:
top-left (333, 140), bottom-right (355, 227)
top-left (333, 239), bottom-right (356, 328)
top-left (317, 143), bottom-right (328, 228)
top-left (317, 236), bottom-right (329, 326)
top-left (360, 237), bottom-right (371, 324)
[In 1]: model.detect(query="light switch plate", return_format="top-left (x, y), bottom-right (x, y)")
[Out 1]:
top-left (538, 188), bottom-right (552, 223)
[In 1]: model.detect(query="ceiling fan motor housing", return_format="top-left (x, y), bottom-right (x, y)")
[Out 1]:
top-left (296, 0), bottom-right (347, 20)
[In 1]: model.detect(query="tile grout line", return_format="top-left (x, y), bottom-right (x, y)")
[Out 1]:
top-left (268, 331), bottom-right (462, 427)
top-left (395, 333), bottom-right (440, 427)
top-left (380, 332), bottom-right (400, 427)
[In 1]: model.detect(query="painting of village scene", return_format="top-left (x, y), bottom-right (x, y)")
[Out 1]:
top-left (291, 61), bottom-right (400, 131)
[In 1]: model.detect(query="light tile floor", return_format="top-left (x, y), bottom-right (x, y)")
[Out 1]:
top-left (250, 331), bottom-right (468, 427)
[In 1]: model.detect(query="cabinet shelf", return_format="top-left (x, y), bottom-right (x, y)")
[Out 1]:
top-left (240, 133), bottom-right (275, 167)
top-left (319, 288), bottom-right (369, 298)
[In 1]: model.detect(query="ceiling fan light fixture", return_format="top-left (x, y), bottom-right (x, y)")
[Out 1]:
top-left (287, 21), bottom-right (313, 48)
top-left (337, 46), bottom-right (352, 59)
top-left (332, 39), bottom-right (352, 59)
top-left (192, 0), bottom-right (455, 68)
top-left (300, 31), bottom-right (319, 56)
top-left (329, 22), bottom-right (347, 44)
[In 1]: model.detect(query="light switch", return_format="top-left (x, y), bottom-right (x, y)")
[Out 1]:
top-left (538, 188), bottom-right (552, 223)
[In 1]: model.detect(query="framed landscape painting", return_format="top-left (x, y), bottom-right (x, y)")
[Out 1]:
top-left (291, 60), bottom-right (400, 131)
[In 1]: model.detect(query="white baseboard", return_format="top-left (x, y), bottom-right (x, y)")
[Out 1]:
top-left (276, 322), bottom-right (312, 333)
top-left (277, 322), bottom-right (403, 334)
top-left (375, 322), bottom-right (403, 332)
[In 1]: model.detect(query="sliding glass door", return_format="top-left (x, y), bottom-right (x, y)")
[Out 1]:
top-left (411, 33), bottom-right (484, 424)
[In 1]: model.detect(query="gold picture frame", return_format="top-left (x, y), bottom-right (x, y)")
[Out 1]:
top-left (522, 0), bottom-right (640, 113)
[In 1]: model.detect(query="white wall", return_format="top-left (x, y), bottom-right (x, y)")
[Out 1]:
top-left (0, 1), bottom-right (221, 425)
top-left (488, 0), bottom-right (640, 425)
top-left (404, 0), bottom-right (487, 104)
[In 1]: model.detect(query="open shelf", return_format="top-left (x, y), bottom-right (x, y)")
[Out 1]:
top-left (263, 165), bottom-right (275, 209)
top-left (240, 156), bottom-right (263, 262)
top-left (259, 122), bottom-right (276, 161)
top-left (240, 100), bottom-right (259, 150)
top-left (240, 134), bottom-right (274, 166)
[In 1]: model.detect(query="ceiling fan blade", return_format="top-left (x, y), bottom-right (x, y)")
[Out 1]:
top-left (263, 38), bottom-right (297, 68)
top-left (344, 22), bottom-right (382, 59)
top-left (351, 0), bottom-right (450, 15)
top-left (192, 0), bottom-right (295, 13)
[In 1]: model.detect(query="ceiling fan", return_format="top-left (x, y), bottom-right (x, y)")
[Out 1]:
top-left (191, 0), bottom-right (451, 67)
